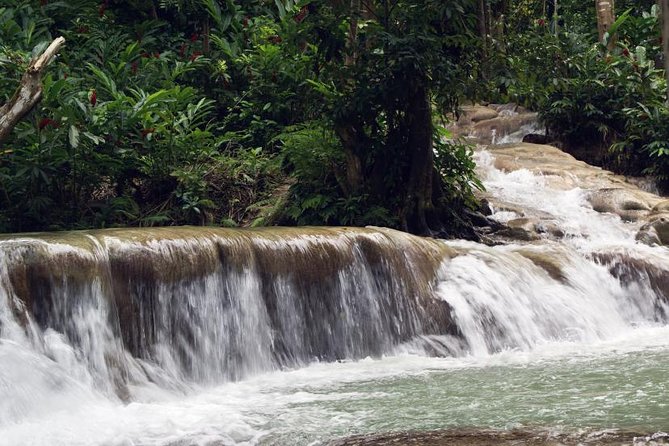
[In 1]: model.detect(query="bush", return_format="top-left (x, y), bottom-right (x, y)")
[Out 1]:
top-left (540, 34), bottom-right (668, 183)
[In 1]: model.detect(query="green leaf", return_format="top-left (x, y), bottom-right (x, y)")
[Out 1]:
top-left (68, 125), bottom-right (80, 149)
top-left (87, 63), bottom-right (119, 99)
top-left (608, 8), bottom-right (632, 37)
top-left (274, 0), bottom-right (287, 18)
top-left (30, 41), bottom-right (50, 59)
top-left (635, 46), bottom-right (646, 65)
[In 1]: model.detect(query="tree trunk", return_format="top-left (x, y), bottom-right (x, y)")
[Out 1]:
top-left (334, 123), bottom-right (364, 194)
top-left (403, 80), bottom-right (437, 235)
top-left (345, 0), bottom-right (361, 66)
top-left (478, 0), bottom-right (487, 44)
top-left (661, 0), bottom-right (669, 103)
top-left (0, 37), bottom-right (65, 146)
top-left (596, 0), bottom-right (616, 47)
top-left (337, 0), bottom-right (365, 193)
top-left (478, 0), bottom-right (488, 69)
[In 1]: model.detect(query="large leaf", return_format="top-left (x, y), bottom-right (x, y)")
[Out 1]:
top-left (68, 125), bottom-right (80, 149)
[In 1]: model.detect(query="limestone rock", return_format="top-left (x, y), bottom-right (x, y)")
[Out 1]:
top-left (471, 113), bottom-right (539, 144)
top-left (479, 143), bottom-right (668, 244)
top-left (637, 213), bottom-right (669, 246)
top-left (535, 220), bottom-right (566, 238)
top-left (516, 250), bottom-right (566, 282)
top-left (488, 103), bottom-right (520, 113)
top-left (652, 200), bottom-right (669, 213)
top-left (470, 108), bottom-right (499, 123)
top-left (636, 227), bottom-right (662, 246)
top-left (495, 217), bottom-right (541, 241)
top-left (593, 251), bottom-right (669, 302)
top-left (457, 105), bottom-right (499, 125)
top-left (587, 188), bottom-right (652, 221)
top-left (507, 217), bottom-right (539, 232)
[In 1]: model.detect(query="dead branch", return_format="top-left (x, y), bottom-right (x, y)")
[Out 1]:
top-left (0, 37), bottom-right (65, 146)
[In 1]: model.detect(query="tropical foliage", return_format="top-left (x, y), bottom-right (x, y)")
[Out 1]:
top-left (1, 0), bottom-right (668, 233)
top-left (478, 1), bottom-right (669, 189)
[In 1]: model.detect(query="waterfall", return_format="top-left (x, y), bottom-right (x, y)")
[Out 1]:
top-left (1, 226), bottom-right (667, 409)
top-left (0, 227), bottom-right (458, 405)
top-left (1, 146), bottom-right (669, 445)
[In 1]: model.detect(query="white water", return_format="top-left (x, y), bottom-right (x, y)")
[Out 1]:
top-left (1, 150), bottom-right (669, 445)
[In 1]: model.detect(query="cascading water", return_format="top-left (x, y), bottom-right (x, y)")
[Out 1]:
top-left (1, 147), bottom-right (669, 445)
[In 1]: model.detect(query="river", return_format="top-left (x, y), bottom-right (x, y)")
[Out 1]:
top-left (1, 137), bottom-right (668, 445)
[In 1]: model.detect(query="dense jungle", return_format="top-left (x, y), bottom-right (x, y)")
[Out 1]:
top-left (1, 0), bottom-right (667, 235)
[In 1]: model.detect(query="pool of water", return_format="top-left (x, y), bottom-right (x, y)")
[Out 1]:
top-left (3, 327), bottom-right (668, 446)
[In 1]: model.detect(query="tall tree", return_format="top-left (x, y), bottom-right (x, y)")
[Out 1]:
top-left (307, 0), bottom-right (479, 235)
top-left (478, 0), bottom-right (488, 60)
top-left (661, 0), bottom-right (669, 103)
top-left (596, 0), bottom-right (616, 47)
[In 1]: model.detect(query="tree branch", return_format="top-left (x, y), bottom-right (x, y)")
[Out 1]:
top-left (0, 36), bottom-right (65, 146)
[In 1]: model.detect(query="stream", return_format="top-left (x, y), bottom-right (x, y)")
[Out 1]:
top-left (1, 120), bottom-right (668, 445)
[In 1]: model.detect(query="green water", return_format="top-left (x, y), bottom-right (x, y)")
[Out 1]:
top-left (257, 344), bottom-right (669, 444)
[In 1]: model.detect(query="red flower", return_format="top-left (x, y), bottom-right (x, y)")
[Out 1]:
top-left (294, 6), bottom-right (308, 23)
top-left (189, 51), bottom-right (202, 61)
top-left (268, 35), bottom-right (282, 44)
top-left (622, 48), bottom-right (630, 57)
top-left (190, 33), bottom-right (199, 42)
top-left (537, 18), bottom-right (546, 26)
top-left (38, 118), bottom-right (58, 130)
top-left (90, 89), bottom-right (97, 107)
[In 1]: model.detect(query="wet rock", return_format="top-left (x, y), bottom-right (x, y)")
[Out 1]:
top-left (535, 220), bottom-right (566, 238)
top-left (488, 103), bottom-right (520, 114)
top-left (478, 143), bottom-right (669, 245)
top-left (494, 226), bottom-right (541, 242)
top-left (507, 217), bottom-right (538, 231)
top-left (652, 200), bottom-right (669, 213)
top-left (479, 198), bottom-right (493, 216)
top-left (636, 227), bottom-right (662, 246)
top-left (448, 104), bottom-right (541, 144)
top-left (470, 108), bottom-right (499, 123)
top-left (592, 251), bottom-right (669, 305)
top-left (516, 250), bottom-right (566, 282)
top-left (522, 133), bottom-right (548, 144)
top-left (637, 213), bottom-right (669, 246)
top-left (457, 105), bottom-right (499, 124)
top-left (471, 113), bottom-right (539, 144)
top-left (480, 196), bottom-right (526, 217)
top-left (466, 210), bottom-right (495, 227)
top-left (587, 188), bottom-right (652, 221)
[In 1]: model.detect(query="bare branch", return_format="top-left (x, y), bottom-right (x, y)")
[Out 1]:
top-left (0, 36), bottom-right (66, 146)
